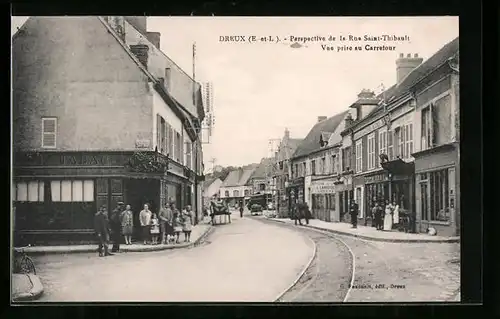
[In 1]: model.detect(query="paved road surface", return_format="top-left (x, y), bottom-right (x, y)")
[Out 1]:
top-left (31, 213), bottom-right (315, 302)
top-left (257, 218), bottom-right (460, 302)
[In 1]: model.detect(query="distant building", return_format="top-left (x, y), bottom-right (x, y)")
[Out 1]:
top-left (273, 129), bottom-right (302, 217)
top-left (202, 177), bottom-right (223, 207)
top-left (246, 158), bottom-right (275, 206)
top-left (219, 166), bottom-right (256, 206)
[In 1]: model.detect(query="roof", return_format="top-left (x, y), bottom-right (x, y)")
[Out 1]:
top-left (344, 37), bottom-right (459, 134)
top-left (203, 176), bottom-right (220, 190)
top-left (292, 110), bottom-right (349, 159)
top-left (277, 138), bottom-right (303, 160)
top-left (249, 158), bottom-right (274, 180)
top-left (222, 167), bottom-right (256, 187)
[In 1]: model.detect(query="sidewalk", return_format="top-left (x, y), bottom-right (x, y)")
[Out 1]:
top-left (265, 217), bottom-right (459, 243)
top-left (12, 273), bottom-right (44, 302)
top-left (20, 224), bottom-right (213, 255)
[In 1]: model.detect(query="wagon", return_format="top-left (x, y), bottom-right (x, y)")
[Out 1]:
top-left (209, 200), bottom-right (232, 225)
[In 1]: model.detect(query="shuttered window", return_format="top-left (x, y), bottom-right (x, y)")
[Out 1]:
top-left (42, 117), bottom-right (57, 148)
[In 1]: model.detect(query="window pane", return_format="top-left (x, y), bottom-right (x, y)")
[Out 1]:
top-left (17, 182), bottom-right (28, 201)
top-left (51, 181), bottom-right (61, 201)
top-left (28, 181), bottom-right (39, 202)
top-left (61, 180), bottom-right (72, 202)
top-left (72, 180), bottom-right (83, 202)
top-left (39, 181), bottom-right (45, 201)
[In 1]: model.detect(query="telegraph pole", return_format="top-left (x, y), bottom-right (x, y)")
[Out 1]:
top-left (266, 138), bottom-right (281, 210)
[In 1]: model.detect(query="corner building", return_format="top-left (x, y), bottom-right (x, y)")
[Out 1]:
top-left (12, 17), bottom-right (205, 244)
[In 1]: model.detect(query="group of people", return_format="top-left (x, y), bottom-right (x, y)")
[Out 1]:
top-left (94, 201), bottom-right (195, 257)
top-left (346, 198), bottom-right (400, 231)
top-left (290, 200), bottom-right (312, 226)
top-left (371, 199), bottom-right (400, 231)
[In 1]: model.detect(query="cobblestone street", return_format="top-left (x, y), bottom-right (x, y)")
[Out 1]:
top-left (257, 218), bottom-right (460, 302)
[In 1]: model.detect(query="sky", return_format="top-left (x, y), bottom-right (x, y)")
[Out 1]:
top-left (12, 16), bottom-right (459, 170)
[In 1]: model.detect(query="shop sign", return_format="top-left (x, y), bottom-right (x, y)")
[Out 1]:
top-left (311, 181), bottom-right (336, 194)
top-left (365, 173), bottom-right (389, 184)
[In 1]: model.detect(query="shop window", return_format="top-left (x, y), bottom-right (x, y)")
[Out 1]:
top-left (420, 169), bottom-right (451, 222)
top-left (42, 117), bottom-right (57, 148)
top-left (13, 181), bottom-right (44, 202)
top-left (51, 180), bottom-right (94, 202)
top-left (356, 187), bottom-right (363, 218)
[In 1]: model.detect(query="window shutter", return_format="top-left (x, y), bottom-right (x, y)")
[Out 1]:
top-left (42, 118), bottom-right (57, 148)
top-left (156, 114), bottom-right (161, 150)
top-left (431, 104), bottom-right (438, 147)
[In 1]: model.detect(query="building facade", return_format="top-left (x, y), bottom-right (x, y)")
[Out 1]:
top-left (273, 129), bottom-right (302, 217)
top-left (12, 17), bottom-right (205, 244)
top-left (218, 168), bottom-right (255, 207)
top-left (289, 113), bottom-right (348, 221)
top-left (340, 37), bottom-right (459, 236)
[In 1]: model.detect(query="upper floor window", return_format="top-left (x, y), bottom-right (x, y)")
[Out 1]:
top-left (387, 130), bottom-right (394, 160)
top-left (421, 95), bottom-right (452, 151)
top-left (302, 162), bottom-right (306, 177)
top-left (355, 140), bottom-right (363, 173)
top-left (367, 134), bottom-right (376, 170)
top-left (311, 160), bottom-right (316, 176)
top-left (379, 130), bottom-right (387, 165)
top-left (395, 124), bottom-right (413, 159)
top-left (42, 117), bottom-right (57, 148)
top-left (342, 147), bottom-right (352, 172)
top-left (185, 141), bottom-right (192, 169)
top-left (405, 123), bottom-right (414, 159)
top-left (233, 190), bottom-right (240, 197)
top-left (259, 183), bottom-right (266, 191)
top-left (321, 157), bottom-right (326, 175)
top-left (224, 190), bottom-right (229, 197)
top-left (175, 132), bottom-right (182, 163)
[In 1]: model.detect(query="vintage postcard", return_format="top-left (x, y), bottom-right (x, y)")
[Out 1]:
top-left (11, 16), bottom-right (460, 303)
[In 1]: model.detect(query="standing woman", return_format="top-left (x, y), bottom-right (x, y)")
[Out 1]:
top-left (139, 204), bottom-right (152, 245)
top-left (392, 200), bottom-right (400, 229)
top-left (383, 200), bottom-right (394, 231)
top-left (172, 211), bottom-right (183, 244)
top-left (121, 204), bottom-right (134, 245)
top-left (182, 205), bottom-right (194, 242)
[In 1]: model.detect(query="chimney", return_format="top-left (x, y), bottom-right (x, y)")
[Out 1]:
top-left (147, 32), bottom-right (161, 49)
top-left (317, 116), bottom-right (327, 123)
top-left (357, 88), bottom-right (376, 99)
top-left (396, 53), bottom-right (424, 84)
top-left (345, 112), bottom-right (354, 127)
top-left (124, 16), bottom-right (148, 35)
top-left (130, 44), bottom-right (149, 68)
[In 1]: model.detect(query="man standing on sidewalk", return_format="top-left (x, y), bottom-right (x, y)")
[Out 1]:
top-left (158, 202), bottom-right (172, 244)
top-left (110, 202), bottom-right (124, 252)
top-left (239, 200), bottom-right (244, 218)
top-left (95, 205), bottom-right (113, 257)
top-left (349, 199), bottom-right (359, 229)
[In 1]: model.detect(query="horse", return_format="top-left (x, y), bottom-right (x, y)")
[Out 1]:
top-left (209, 201), bottom-right (232, 225)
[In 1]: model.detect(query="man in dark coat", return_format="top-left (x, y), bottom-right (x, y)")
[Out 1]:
top-left (299, 201), bottom-right (311, 225)
top-left (349, 199), bottom-right (359, 228)
top-left (239, 201), bottom-right (244, 218)
top-left (95, 205), bottom-right (113, 257)
top-left (110, 202), bottom-right (124, 252)
top-left (292, 201), bottom-right (303, 225)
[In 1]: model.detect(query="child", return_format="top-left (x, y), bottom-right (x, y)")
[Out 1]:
top-left (172, 212), bottom-right (183, 244)
top-left (150, 213), bottom-right (160, 245)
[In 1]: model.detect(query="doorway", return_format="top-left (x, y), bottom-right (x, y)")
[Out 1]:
top-left (125, 179), bottom-right (160, 239)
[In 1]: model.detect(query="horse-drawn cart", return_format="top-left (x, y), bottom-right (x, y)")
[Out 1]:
top-left (210, 200), bottom-right (232, 225)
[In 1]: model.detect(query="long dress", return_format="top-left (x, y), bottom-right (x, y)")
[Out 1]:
top-left (182, 212), bottom-right (193, 232)
top-left (383, 205), bottom-right (394, 231)
top-left (392, 205), bottom-right (400, 225)
top-left (120, 210), bottom-right (134, 235)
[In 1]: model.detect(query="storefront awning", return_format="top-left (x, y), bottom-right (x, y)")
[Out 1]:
top-left (381, 158), bottom-right (415, 175)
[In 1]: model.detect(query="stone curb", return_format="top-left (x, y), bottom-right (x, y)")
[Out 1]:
top-left (12, 274), bottom-right (44, 302)
top-left (265, 218), bottom-right (459, 243)
top-left (23, 225), bottom-right (214, 256)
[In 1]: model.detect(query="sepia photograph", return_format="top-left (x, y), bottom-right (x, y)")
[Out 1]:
top-left (11, 15), bottom-right (460, 303)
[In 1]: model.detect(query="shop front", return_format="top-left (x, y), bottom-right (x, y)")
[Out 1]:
top-left (285, 177), bottom-right (304, 214)
top-left (412, 143), bottom-right (459, 237)
top-left (335, 174), bottom-right (354, 223)
top-left (310, 178), bottom-right (338, 222)
top-left (12, 150), bottom-right (195, 245)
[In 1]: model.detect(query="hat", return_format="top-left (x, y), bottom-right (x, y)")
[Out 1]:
top-left (117, 201), bottom-right (124, 205)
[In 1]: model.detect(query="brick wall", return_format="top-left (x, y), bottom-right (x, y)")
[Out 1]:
top-left (12, 17), bottom-right (153, 152)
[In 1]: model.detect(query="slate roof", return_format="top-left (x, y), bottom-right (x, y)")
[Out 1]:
top-left (343, 36), bottom-right (459, 134)
top-left (292, 110), bottom-right (349, 159)
top-left (222, 167), bottom-right (256, 187)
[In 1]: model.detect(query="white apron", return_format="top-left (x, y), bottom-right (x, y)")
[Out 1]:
top-left (393, 205), bottom-right (400, 224)
top-left (383, 206), bottom-right (393, 231)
